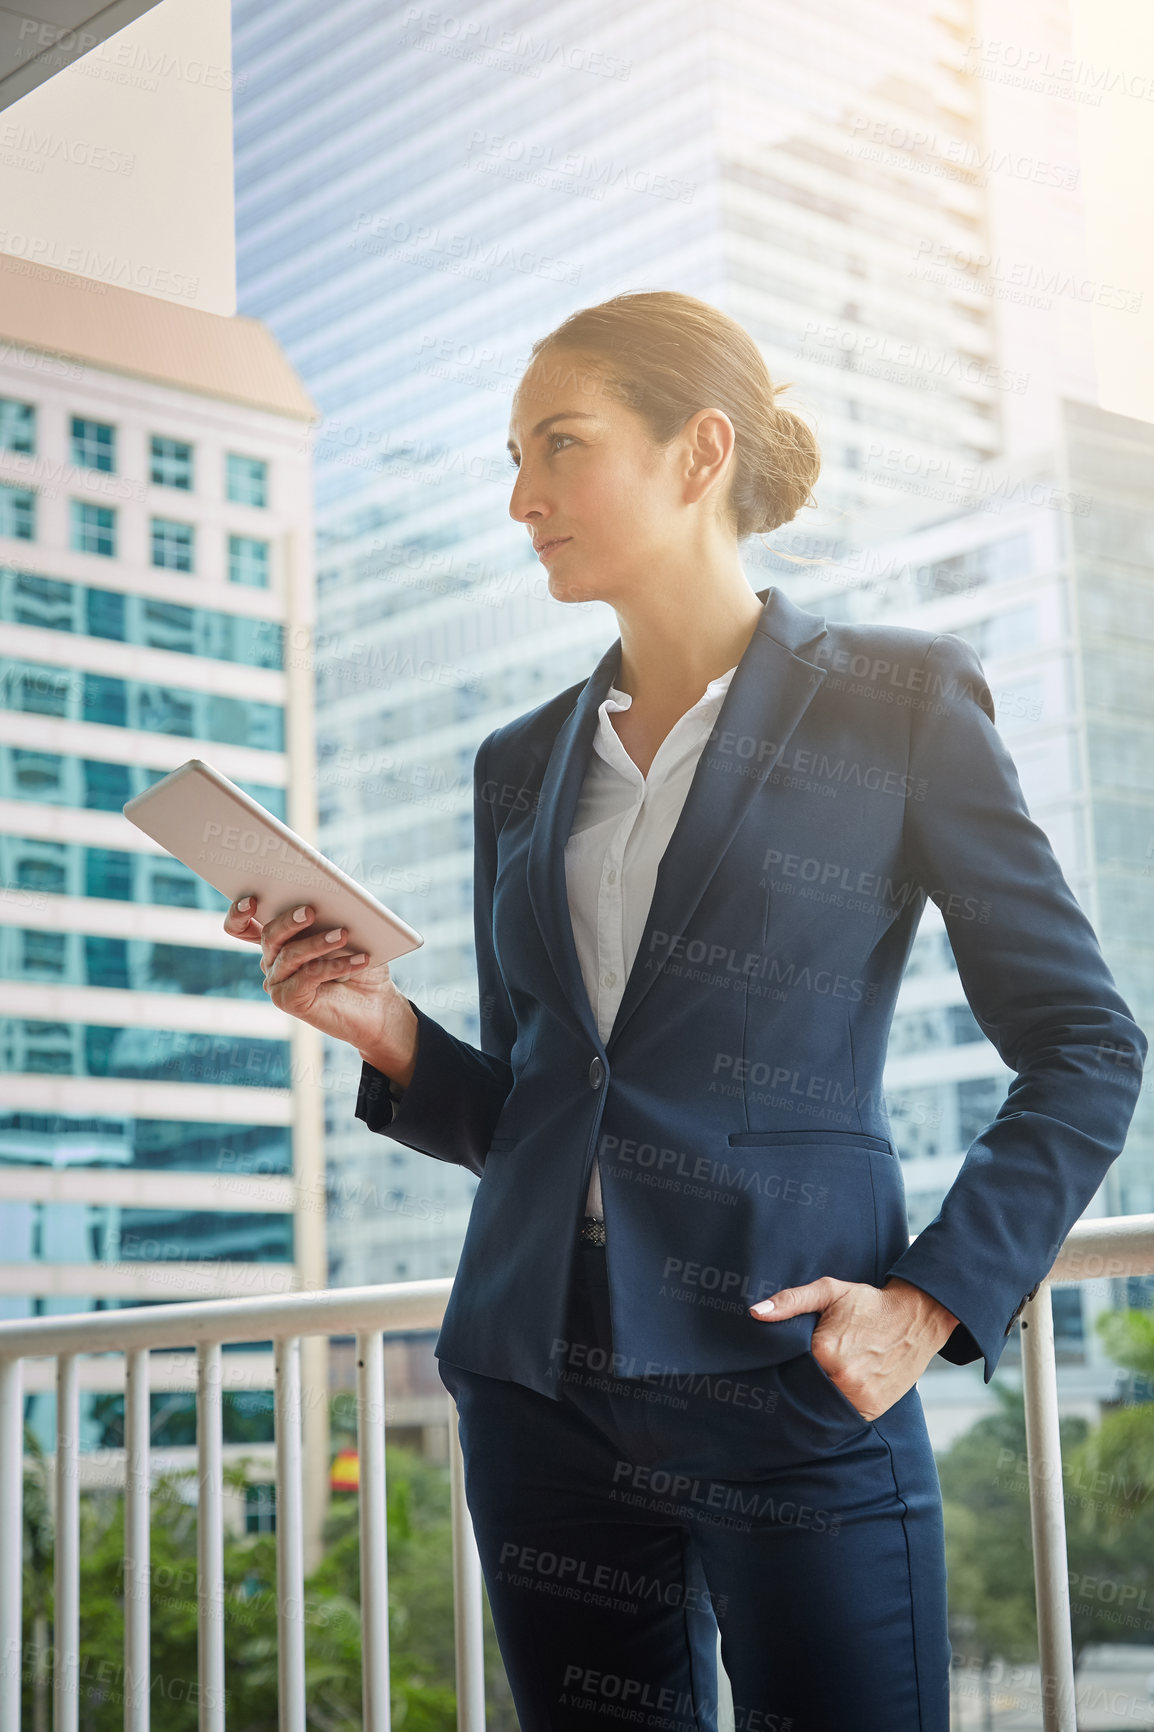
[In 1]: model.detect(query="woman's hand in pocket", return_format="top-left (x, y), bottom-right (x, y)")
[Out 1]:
top-left (747, 1275), bottom-right (959, 1422)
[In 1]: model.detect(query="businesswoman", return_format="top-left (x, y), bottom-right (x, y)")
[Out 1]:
top-left (224, 291), bottom-right (1146, 1731)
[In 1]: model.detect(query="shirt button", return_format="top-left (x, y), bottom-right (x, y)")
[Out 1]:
top-left (602, 972), bottom-right (616, 988)
top-left (607, 869), bottom-right (617, 883)
top-left (588, 1056), bottom-right (605, 1089)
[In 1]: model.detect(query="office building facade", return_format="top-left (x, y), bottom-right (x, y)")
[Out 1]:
top-left (0, 255), bottom-right (321, 1445)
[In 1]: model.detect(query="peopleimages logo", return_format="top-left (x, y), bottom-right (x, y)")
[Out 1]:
top-left (197, 819), bottom-right (319, 867)
top-left (351, 212), bottom-right (581, 284)
top-left (912, 238), bottom-right (1143, 313)
top-left (0, 123), bottom-right (135, 174)
top-left (16, 18), bottom-right (238, 89)
top-left (964, 36), bottom-right (1154, 105)
top-left (401, 8), bottom-right (633, 79)
top-left (610, 1460), bottom-right (843, 1534)
top-left (0, 231), bottom-right (199, 299)
top-left (465, 131), bottom-right (695, 201)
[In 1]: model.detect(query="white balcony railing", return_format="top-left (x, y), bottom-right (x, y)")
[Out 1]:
top-left (0, 1213), bottom-right (1152, 1732)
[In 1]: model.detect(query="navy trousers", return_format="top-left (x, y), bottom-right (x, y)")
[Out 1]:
top-left (439, 1235), bottom-right (952, 1732)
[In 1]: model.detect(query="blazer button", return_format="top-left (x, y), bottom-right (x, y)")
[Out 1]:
top-left (588, 1056), bottom-right (605, 1089)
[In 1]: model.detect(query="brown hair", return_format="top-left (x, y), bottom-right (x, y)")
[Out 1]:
top-left (522, 290), bottom-right (820, 540)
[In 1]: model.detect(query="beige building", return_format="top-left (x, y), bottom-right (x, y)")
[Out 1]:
top-left (0, 254), bottom-right (330, 1539)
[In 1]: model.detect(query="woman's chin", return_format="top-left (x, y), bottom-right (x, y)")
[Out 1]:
top-left (547, 570), bottom-right (594, 605)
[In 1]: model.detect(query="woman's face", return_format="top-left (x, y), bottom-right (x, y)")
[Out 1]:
top-left (506, 349), bottom-right (722, 608)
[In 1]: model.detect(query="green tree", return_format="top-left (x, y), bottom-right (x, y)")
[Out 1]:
top-left (1062, 1308), bottom-right (1154, 1655)
top-left (937, 1309), bottom-right (1154, 1683)
top-left (22, 1427), bottom-right (55, 1732)
top-left (938, 1380), bottom-right (1063, 1671)
top-left (21, 1401), bottom-right (517, 1730)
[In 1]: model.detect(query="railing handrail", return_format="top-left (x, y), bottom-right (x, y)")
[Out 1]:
top-left (1048, 1212), bottom-right (1154, 1282)
top-left (0, 1275), bottom-right (453, 1359)
top-left (1, 1210), bottom-right (1151, 1362)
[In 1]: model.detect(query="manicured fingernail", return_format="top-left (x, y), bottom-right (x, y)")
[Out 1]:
top-left (750, 1301), bottom-right (775, 1315)
top-left (293, 906), bottom-right (310, 922)
top-left (350, 953), bottom-right (368, 965)
top-left (325, 928), bottom-right (343, 943)
top-left (237, 896), bottom-right (253, 912)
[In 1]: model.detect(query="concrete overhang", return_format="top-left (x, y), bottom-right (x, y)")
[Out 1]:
top-left (0, 1), bottom-right (164, 113)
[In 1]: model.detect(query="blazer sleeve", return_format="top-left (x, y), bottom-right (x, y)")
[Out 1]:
top-left (354, 731), bottom-right (516, 1180)
top-left (882, 632), bottom-right (1148, 1381)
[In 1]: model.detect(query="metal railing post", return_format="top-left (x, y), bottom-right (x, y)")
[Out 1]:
top-left (275, 1336), bottom-right (307, 1732)
top-left (0, 1357), bottom-right (23, 1729)
top-left (357, 1330), bottom-right (390, 1731)
top-left (124, 1347), bottom-right (151, 1732)
top-left (55, 1353), bottom-right (80, 1732)
top-left (448, 1393), bottom-right (486, 1731)
top-left (1020, 1282), bottom-right (1077, 1732)
top-left (197, 1342), bottom-right (225, 1732)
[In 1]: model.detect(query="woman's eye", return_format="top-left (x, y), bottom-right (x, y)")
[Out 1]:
top-left (506, 434), bottom-right (575, 470)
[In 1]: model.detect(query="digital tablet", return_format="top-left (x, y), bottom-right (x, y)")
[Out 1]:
top-left (122, 759), bottom-right (424, 965)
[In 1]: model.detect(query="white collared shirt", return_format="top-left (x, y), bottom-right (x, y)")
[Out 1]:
top-left (565, 664), bottom-right (739, 1218)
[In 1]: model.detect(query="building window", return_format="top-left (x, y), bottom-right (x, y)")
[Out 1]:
top-left (16, 666), bottom-right (70, 718)
top-left (226, 453), bottom-right (268, 508)
top-left (0, 484), bottom-right (36, 540)
top-left (0, 399), bottom-right (35, 456)
top-left (21, 929), bottom-right (67, 976)
top-left (151, 517), bottom-right (195, 573)
top-left (910, 532), bottom-right (1034, 602)
top-left (85, 848), bottom-right (134, 901)
top-left (0, 572), bottom-right (284, 669)
top-left (150, 436), bottom-right (194, 490)
top-left (0, 749), bottom-right (287, 820)
top-left (8, 751), bottom-right (63, 797)
top-left (70, 501), bottom-right (117, 557)
top-left (228, 534), bottom-right (269, 588)
top-left (17, 854), bottom-right (67, 895)
top-left (70, 417), bottom-right (116, 473)
top-left (1052, 1287), bottom-right (1085, 1362)
top-left (151, 868), bottom-right (200, 907)
top-left (245, 1483), bottom-right (276, 1534)
top-left (0, 656), bottom-right (285, 749)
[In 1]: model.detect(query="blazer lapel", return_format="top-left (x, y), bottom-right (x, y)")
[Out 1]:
top-left (525, 584), bottom-right (830, 1053)
top-left (525, 635), bottom-right (622, 1046)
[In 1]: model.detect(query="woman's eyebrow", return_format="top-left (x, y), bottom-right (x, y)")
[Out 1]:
top-left (506, 411), bottom-right (598, 453)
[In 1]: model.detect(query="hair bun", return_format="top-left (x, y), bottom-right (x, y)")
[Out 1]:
top-left (751, 397), bottom-right (821, 534)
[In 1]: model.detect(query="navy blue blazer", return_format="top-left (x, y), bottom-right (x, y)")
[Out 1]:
top-left (357, 583), bottom-right (1147, 1400)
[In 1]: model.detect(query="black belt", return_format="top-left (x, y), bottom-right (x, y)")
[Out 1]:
top-left (578, 1215), bottom-right (606, 1246)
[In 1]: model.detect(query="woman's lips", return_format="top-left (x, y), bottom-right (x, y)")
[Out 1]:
top-left (536, 537), bottom-right (571, 559)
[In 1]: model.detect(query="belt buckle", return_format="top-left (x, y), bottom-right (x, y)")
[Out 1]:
top-left (579, 1215), bottom-right (606, 1246)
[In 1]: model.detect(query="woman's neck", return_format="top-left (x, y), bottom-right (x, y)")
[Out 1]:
top-left (613, 580), bottom-right (765, 707)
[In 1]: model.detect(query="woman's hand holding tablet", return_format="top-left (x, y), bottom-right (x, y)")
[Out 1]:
top-left (121, 759), bottom-right (424, 1086)
top-left (221, 896), bottom-right (421, 1086)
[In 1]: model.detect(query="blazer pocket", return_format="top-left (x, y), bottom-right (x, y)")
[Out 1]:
top-left (708, 1137), bottom-right (893, 1298)
top-left (728, 1128), bottom-right (892, 1153)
